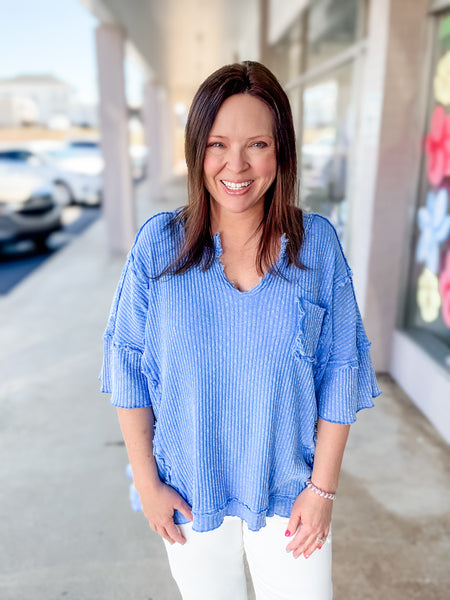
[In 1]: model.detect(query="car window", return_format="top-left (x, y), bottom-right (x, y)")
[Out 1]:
top-left (0, 151), bottom-right (22, 161)
top-left (0, 150), bottom-right (36, 162)
top-left (68, 141), bottom-right (99, 149)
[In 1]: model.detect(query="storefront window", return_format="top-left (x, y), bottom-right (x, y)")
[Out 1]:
top-left (404, 11), bottom-right (450, 364)
top-left (271, 19), bottom-right (303, 86)
top-left (286, 87), bottom-right (302, 150)
top-left (306, 0), bottom-right (360, 70)
top-left (300, 63), bottom-right (353, 243)
top-left (270, 0), bottom-right (367, 248)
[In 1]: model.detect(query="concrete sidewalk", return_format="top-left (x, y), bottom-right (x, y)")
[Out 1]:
top-left (0, 178), bottom-right (449, 600)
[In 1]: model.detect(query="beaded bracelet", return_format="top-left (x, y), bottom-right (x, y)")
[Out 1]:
top-left (305, 478), bottom-right (336, 501)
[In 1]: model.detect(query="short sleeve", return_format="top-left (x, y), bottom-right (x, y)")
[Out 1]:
top-left (99, 250), bottom-right (151, 409)
top-left (316, 268), bottom-right (382, 424)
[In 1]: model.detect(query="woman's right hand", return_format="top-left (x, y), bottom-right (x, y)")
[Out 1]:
top-left (137, 480), bottom-right (194, 545)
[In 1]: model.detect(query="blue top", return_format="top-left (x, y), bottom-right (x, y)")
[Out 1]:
top-left (100, 209), bottom-right (382, 532)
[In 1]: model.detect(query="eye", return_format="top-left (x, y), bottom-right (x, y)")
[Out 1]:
top-left (252, 141), bottom-right (268, 149)
top-left (207, 141), bottom-right (224, 148)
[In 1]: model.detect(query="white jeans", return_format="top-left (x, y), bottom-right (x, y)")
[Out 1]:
top-left (163, 515), bottom-right (333, 600)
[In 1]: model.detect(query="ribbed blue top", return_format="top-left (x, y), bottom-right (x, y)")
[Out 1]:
top-left (100, 209), bottom-right (382, 532)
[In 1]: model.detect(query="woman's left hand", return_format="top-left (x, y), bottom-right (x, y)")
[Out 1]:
top-left (285, 486), bottom-right (332, 559)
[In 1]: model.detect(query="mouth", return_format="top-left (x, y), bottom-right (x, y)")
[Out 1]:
top-left (220, 180), bottom-right (253, 191)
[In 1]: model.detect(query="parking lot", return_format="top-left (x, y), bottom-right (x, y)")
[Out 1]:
top-left (0, 204), bottom-right (100, 294)
top-left (0, 132), bottom-right (147, 294)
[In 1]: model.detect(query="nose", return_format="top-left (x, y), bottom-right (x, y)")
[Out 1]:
top-left (226, 147), bottom-right (249, 173)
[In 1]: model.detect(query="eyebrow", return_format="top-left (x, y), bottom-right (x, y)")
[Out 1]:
top-left (207, 134), bottom-right (274, 140)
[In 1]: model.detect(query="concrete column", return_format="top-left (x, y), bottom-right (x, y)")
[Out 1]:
top-left (142, 81), bottom-right (174, 199)
top-left (142, 79), bottom-right (163, 199)
top-left (159, 87), bottom-right (173, 182)
top-left (259, 0), bottom-right (269, 64)
top-left (349, 0), bottom-right (390, 350)
top-left (95, 23), bottom-right (135, 254)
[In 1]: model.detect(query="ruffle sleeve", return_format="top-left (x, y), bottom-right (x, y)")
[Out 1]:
top-left (99, 249), bottom-right (152, 409)
top-left (316, 268), bottom-right (382, 424)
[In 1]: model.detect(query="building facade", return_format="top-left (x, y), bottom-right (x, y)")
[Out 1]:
top-left (0, 74), bottom-right (97, 128)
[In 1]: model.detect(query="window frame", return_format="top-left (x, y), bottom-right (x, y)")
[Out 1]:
top-left (273, 0), bottom-right (369, 254)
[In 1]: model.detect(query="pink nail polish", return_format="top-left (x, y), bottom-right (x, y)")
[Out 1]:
top-left (285, 529), bottom-right (291, 537)
top-left (318, 545), bottom-right (322, 550)
top-left (304, 554), bottom-right (309, 559)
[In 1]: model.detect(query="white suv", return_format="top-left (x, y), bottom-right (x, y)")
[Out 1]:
top-left (0, 144), bottom-right (102, 207)
top-left (0, 164), bottom-right (62, 251)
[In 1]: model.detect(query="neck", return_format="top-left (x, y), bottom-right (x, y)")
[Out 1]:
top-left (210, 205), bottom-right (264, 249)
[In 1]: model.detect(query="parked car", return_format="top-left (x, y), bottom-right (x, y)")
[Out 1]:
top-left (65, 140), bottom-right (99, 152)
top-left (0, 139), bottom-right (147, 209)
top-left (65, 139), bottom-right (148, 180)
top-left (44, 144), bottom-right (103, 205)
top-left (0, 164), bottom-right (62, 251)
top-left (0, 145), bottom-right (102, 207)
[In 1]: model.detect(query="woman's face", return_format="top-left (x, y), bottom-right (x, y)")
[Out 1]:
top-left (203, 94), bottom-right (277, 221)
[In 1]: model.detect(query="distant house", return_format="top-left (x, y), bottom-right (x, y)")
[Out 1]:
top-left (0, 74), bottom-right (98, 128)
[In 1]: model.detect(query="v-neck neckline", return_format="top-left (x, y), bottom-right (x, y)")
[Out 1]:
top-left (212, 231), bottom-right (288, 296)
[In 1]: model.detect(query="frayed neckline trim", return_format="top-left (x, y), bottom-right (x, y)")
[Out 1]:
top-left (212, 232), bottom-right (289, 294)
top-left (213, 231), bottom-right (288, 262)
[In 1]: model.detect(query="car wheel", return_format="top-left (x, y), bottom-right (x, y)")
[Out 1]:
top-left (33, 234), bottom-right (50, 253)
top-left (53, 181), bottom-right (73, 206)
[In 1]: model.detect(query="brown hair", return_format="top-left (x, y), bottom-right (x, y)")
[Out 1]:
top-left (158, 60), bottom-right (307, 278)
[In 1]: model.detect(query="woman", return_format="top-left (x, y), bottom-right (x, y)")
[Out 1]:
top-left (100, 61), bottom-right (382, 599)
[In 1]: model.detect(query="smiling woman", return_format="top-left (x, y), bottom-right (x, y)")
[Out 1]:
top-left (204, 94), bottom-right (277, 222)
top-left (159, 61), bottom-right (305, 283)
top-left (100, 60), bottom-right (382, 600)
top-left (202, 93), bottom-right (279, 290)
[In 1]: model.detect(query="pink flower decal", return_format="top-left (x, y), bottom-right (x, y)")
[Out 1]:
top-left (439, 250), bottom-right (450, 327)
top-left (425, 106), bottom-right (450, 186)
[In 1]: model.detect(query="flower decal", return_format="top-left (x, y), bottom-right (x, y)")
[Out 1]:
top-left (425, 106), bottom-right (450, 185)
top-left (434, 50), bottom-right (450, 106)
top-left (416, 188), bottom-right (450, 274)
top-left (439, 250), bottom-right (450, 326)
top-left (417, 268), bottom-right (441, 323)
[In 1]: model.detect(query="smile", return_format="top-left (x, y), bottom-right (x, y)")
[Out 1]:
top-left (221, 180), bottom-right (253, 190)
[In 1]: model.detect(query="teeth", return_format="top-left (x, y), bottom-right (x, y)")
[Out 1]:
top-left (222, 180), bottom-right (252, 190)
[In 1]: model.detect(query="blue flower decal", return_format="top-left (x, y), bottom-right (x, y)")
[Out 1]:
top-left (126, 463), bottom-right (142, 512)
top-left (416, 188), bottom-right (450, 274)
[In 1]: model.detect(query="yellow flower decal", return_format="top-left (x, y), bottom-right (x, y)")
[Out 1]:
top-left (417, 267), bottom-right (441, 322)
top-left (434, 50), bottom-right (450, 106)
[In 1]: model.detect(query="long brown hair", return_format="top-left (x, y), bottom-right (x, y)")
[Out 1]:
top-left (157, 60), bottom-right (307, 278)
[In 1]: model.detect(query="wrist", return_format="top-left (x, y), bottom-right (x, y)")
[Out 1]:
top-left (134, 473), bottom-right (164, 494)
top-left (305, 477), bottom-right (336, 501)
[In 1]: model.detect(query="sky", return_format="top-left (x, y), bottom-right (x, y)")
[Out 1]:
top-left (0, 0), bottom-right (143, 105)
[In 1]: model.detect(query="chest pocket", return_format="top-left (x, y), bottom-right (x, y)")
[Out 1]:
top-left (293, 296), bottom-right (327, 363)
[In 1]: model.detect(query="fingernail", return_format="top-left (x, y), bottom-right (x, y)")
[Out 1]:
top-left (285, 549), bottom-right (291, 553)
top-left (318, 545), bottom-right (322, 550)
top-left (304, 554), bottom-right (309, 559)
top-left (285, 529), bottom-right (291, 537)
